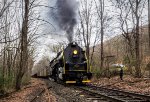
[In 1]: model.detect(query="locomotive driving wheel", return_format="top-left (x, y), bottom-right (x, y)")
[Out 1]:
top-left (56, 68), bottom-right (62, 84)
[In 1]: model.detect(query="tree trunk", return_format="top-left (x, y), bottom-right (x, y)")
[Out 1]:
top-left (148, 0), bottom-right (150, 53)
top-left (135, 28), bottom-right (141, 77)
top-left (86, 44), bottom-right (90, 72)
top-left (2, 47), bottom-right (6, 89)
top-left (15, 0), bottom-right (29, 90)
top-left (134, 1), bottom-right (141, 77)
top-left (100, 28), bottom-right (104, 70)
top-left (148, 0), bottom-right (150, 78)
top-left (127, 38), bottom-right (134, 74)
top-left (15, 71), bottom-right (24, 90)
top-left (100, 0), bottom-right (104, 70)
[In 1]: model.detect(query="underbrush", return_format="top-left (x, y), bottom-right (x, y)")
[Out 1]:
top-left (0, 69), bottom-right (31, 94)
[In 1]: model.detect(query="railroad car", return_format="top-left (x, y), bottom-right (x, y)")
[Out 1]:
top-left (32, 66), bottom-right (50, 78)
top-left (49, 42), bottom-right (92, 84)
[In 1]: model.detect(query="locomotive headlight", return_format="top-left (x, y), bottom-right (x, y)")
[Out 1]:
top-left (73, 50), bottom-right (78, 54)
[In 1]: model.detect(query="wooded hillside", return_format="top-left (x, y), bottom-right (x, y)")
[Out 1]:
top-left (92, 25), bottom-right (150, 77)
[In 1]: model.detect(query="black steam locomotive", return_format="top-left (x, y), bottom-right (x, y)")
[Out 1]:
top-left (49, 42), bottom-right (92, 84)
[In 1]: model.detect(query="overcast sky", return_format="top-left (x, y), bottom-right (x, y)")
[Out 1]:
top-left (34, 0), bottom-right (148, 64)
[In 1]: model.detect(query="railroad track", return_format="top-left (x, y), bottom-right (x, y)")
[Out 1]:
top-left (30, 88), bottom-right (45, 102)
top-left (75, 85), bottom-right (150, 102)
top-left (30, 86), bottom-right (52, 102)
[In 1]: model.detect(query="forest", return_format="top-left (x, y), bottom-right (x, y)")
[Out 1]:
top-left (0, 0), bottom-right (150, 95)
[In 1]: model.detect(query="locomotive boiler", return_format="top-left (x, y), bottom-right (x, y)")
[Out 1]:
top-left (49, 42), bottom-right (92, 84)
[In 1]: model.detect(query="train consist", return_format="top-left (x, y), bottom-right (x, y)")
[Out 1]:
top-left (32, 42), bottom-right (92, 84)
top-left (49, 42), bottom-right (92, 84)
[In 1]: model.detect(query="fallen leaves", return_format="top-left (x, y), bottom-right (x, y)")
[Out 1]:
top-left (91, 75), bottom-right (150, 95)
top-left (0, 78), bottom-right (56, 102)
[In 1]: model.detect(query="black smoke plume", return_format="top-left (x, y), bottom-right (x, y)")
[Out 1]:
top-left (52, 0), bottom-right (78, 42)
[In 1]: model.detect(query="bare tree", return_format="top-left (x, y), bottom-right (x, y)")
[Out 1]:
top-left (14, 0), bottom-right (42, 90)
top-left (148, 0), bottom-right (150, 77)
top-left (129, 0), bottom-right (147, 77)
top-left (111, 0), bottom-right (135, 74)
top-left (0, 0), bottom-right (17, 90)
top-left (77, 0), bottom-right (103, 73)
top-left (78, 0), bottom-right (94, 70)
top-left (148, 0), bottom-right (150, 52)
top-left (15, 0), bottom-right (29, 90)
top-left (94, 0), bottom-right (105, 70)
top-left (0, 0), bottom-right (14, 18)
top-left (0, 0), bottom-right (47, 92)
top-left (112, 0), bottom-right (146, 77)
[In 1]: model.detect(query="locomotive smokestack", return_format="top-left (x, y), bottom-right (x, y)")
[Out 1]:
top-left (52, 0), bottom-right (78, 42)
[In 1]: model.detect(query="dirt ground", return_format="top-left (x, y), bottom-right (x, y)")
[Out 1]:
top-left (90, 75), bottom-right (150, 95)
top-left (0, 78), bottom-right (86, 102)
top-left (0, 78), bottom-right (56, 102)
top-left (1, 76), bottom-right (150, 102)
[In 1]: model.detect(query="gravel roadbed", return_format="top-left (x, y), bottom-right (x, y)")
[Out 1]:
top-left (45, 79), bottom-right (88, 102)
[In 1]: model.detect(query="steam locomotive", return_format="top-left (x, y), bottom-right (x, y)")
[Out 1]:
top-left (49, 42), bottom-right (92, 84)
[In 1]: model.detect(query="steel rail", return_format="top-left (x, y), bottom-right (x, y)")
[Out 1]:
top-left (80, 85), bottom-right (150, 102)
top-left (30, 89), bottom-right (45, 102)
top-left (77, 86), bottom-right (126, 102)
top-left (88, 85), bottom-right (150, 101)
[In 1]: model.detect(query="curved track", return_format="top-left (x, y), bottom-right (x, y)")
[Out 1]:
top-left (30, 89), bottom-right (45, 102)
top-left (74, 85), bottom-right (150, 102)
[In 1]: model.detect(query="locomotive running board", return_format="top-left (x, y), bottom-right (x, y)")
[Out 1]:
top-left (65, 81), bottom-right (76, 83)
top-left (82, 80), bottom-right (91, 83)
top-left (65, 80), bottom-right (91, 83)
